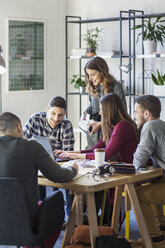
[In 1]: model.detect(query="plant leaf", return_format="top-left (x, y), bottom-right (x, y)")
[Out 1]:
top-left (151, 73), bottom-right (159, 85)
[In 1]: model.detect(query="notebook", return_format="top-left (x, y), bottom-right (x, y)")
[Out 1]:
top-left (33, 135), bottom-right (70, 162)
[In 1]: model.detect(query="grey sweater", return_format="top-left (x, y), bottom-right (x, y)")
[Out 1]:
top-left (0, 135), bottom-right (77, 216)
top-left (133, 119), bottom-right (165, 171)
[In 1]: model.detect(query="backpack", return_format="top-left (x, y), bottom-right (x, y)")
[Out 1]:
top-left (94, 235), bottom-right (132, 248)
top-left (65, 225), bottom-right (114, 248)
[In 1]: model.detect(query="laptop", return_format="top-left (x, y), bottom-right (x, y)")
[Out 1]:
top-left (33, 135), bottom-right (70, 162)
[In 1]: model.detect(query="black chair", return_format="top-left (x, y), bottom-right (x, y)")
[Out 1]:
top-left (0, 177), bottom-right (65, 247)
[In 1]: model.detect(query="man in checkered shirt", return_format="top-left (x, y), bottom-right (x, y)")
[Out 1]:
top-left (24, 96), bottom-right (75, 151)
top-left (24, 96), bottom-right (75, 217)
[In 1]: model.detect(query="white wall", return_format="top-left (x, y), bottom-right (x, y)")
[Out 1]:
top-left (67, 0), bottom-right (165, 19)
top-left (0, 0), bottom-right (67, 124)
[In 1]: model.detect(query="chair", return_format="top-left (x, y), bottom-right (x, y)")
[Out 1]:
top-left (0, 177), bottom-right (65, 247)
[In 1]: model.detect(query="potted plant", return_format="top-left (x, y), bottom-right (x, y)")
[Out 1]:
top-left (151, 69), bottom-right (165, 96)
top-left (82, 27), bottom-right (104, 56)
top-left (70, 74), bottom-right (86, 94)
top-left (132, 16), bottom-right (165, 54)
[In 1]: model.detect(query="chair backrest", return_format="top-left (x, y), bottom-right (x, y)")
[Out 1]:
top-left (0, 177), bottom-right (65, 247)
top-left (0, 177), bottom-right (35, 246)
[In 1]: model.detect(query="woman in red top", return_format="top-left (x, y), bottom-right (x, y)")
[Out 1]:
top-left (56, 93), bottom-right (139, 163)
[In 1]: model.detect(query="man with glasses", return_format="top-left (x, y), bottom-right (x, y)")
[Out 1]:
top-left (24, 96), bottom-right (75, 218)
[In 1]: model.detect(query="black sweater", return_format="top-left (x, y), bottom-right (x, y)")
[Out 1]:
top-left (0, 135), bottom-right (77, 216)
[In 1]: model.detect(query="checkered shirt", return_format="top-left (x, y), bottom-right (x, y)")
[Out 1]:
top-left (23, 112), bottom-right (75, 151)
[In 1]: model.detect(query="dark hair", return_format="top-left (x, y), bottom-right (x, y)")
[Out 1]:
top-left (0, 112), bottom-right (21, 132)
top-left (49, 96), bottom-right (66, 110)
top-left (135, 95), bottom-right (161, 118)
top-left (84, 56), bottom-right (118, 96)
top-left (100, 93), bottom-right (139, 144)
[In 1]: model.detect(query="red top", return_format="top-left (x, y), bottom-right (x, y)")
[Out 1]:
top-left (81, 120), bottom-right (138, 163)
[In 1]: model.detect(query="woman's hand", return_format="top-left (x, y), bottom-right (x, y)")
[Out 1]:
top-left (87, 121), bottom-right (101, 135)
top-left (82, 111), bottom-right (87, 120)
top-left (59, 152), bottom-right (86, 160)
top-left (54, 149), bottom-right (63, 156)
top-left (54, 150), bottom-right (81, 156)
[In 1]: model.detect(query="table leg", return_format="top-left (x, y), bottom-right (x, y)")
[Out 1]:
top-left (61, 195), bottom-right (77, 248)
top-left (75, 193), bottom-right (83, 225)
top-left (125, 183), bottom-right (153, 248)
top-left (111, 185), bottom-right (123, 234)
top-left (86, 192), bottom-right (99, 248)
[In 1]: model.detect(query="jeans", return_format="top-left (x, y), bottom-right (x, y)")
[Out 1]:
top-left (65, 189), bottom-right (74, 217)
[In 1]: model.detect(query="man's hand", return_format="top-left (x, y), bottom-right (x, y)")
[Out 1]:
top-left (72, 162), bottom-right (79, 172)
top-left (87, 121), bottom-right (101, 135)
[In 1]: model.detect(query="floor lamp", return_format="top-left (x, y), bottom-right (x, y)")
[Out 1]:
top-left (0, 45), bottom-right (6, 113)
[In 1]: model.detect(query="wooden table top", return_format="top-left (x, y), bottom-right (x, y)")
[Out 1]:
top-left (38, 167), bottom-right (163, 193)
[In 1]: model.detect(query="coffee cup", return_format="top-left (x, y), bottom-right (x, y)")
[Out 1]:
top-left (94, 148), bottom-right (105, 167)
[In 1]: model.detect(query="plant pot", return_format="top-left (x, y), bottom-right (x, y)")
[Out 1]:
top-left (79, 86), bottom-right (86, 94)
top-left (143, 40), bottom-right (157, 54)
top-left (86, 48), bottom-right (96, 57)
top-left (153, 85), bottom-right (165, 96)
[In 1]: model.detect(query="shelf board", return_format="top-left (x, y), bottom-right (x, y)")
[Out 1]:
top-left (136, 53), bottom-right (165, 59)
top-left (67, 92), bottom-right (87, 95)
top-left (68, 54), bottom-right (128, 59)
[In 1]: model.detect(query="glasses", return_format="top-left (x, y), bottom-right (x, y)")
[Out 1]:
top-left (87, 173), bottom-right (111, 182)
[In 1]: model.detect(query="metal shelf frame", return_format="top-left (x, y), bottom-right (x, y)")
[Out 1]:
top-left (65, 11), bottom-right (165, 147)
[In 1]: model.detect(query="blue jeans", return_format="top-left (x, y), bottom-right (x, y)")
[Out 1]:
top-left (65, 189), bottom-right (74, 217)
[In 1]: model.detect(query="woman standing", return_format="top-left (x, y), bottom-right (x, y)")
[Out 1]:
top-left (83, 56), bottom-right (126, 148)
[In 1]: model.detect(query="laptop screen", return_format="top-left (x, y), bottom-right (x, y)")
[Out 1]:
top-left (32, 135), bottom-right (55, 161)
top-left (32, 135), bottom-right (70, 162)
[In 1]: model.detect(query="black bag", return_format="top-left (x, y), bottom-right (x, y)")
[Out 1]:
top-left (94, 235), bottom-right (132, 248)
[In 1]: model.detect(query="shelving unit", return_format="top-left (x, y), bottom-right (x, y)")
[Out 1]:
top-left (65, 13), bottom-right (130, 148)
top-left (127, 10), bottom-right (165, 115)
top-left (65, 11), bottom-right (165, 148)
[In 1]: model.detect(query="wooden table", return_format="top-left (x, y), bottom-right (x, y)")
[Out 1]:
top-left (38, 167), bottom-right (163, 248)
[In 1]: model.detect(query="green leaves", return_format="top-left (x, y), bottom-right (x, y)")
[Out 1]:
top-left (151, 69), bottom-right (165, 85)
top-left (132, 16), bottom-right (165, 45)
top-left (70, 74), bottom-right (86, 89)
top-left (82, 27), bottom-right (104, 49)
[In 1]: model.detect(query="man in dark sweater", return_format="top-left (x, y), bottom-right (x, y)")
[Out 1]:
top-left (0, 112), bottom-right (78, 247)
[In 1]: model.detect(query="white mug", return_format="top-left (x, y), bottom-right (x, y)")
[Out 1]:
top-left (94, 148), bottom-right (105, 167)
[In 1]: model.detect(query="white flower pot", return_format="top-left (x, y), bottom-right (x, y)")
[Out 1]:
top-left (143, 40), bottom-right (157, 54)
top-left (153, 85), bottom-right (165, 96)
